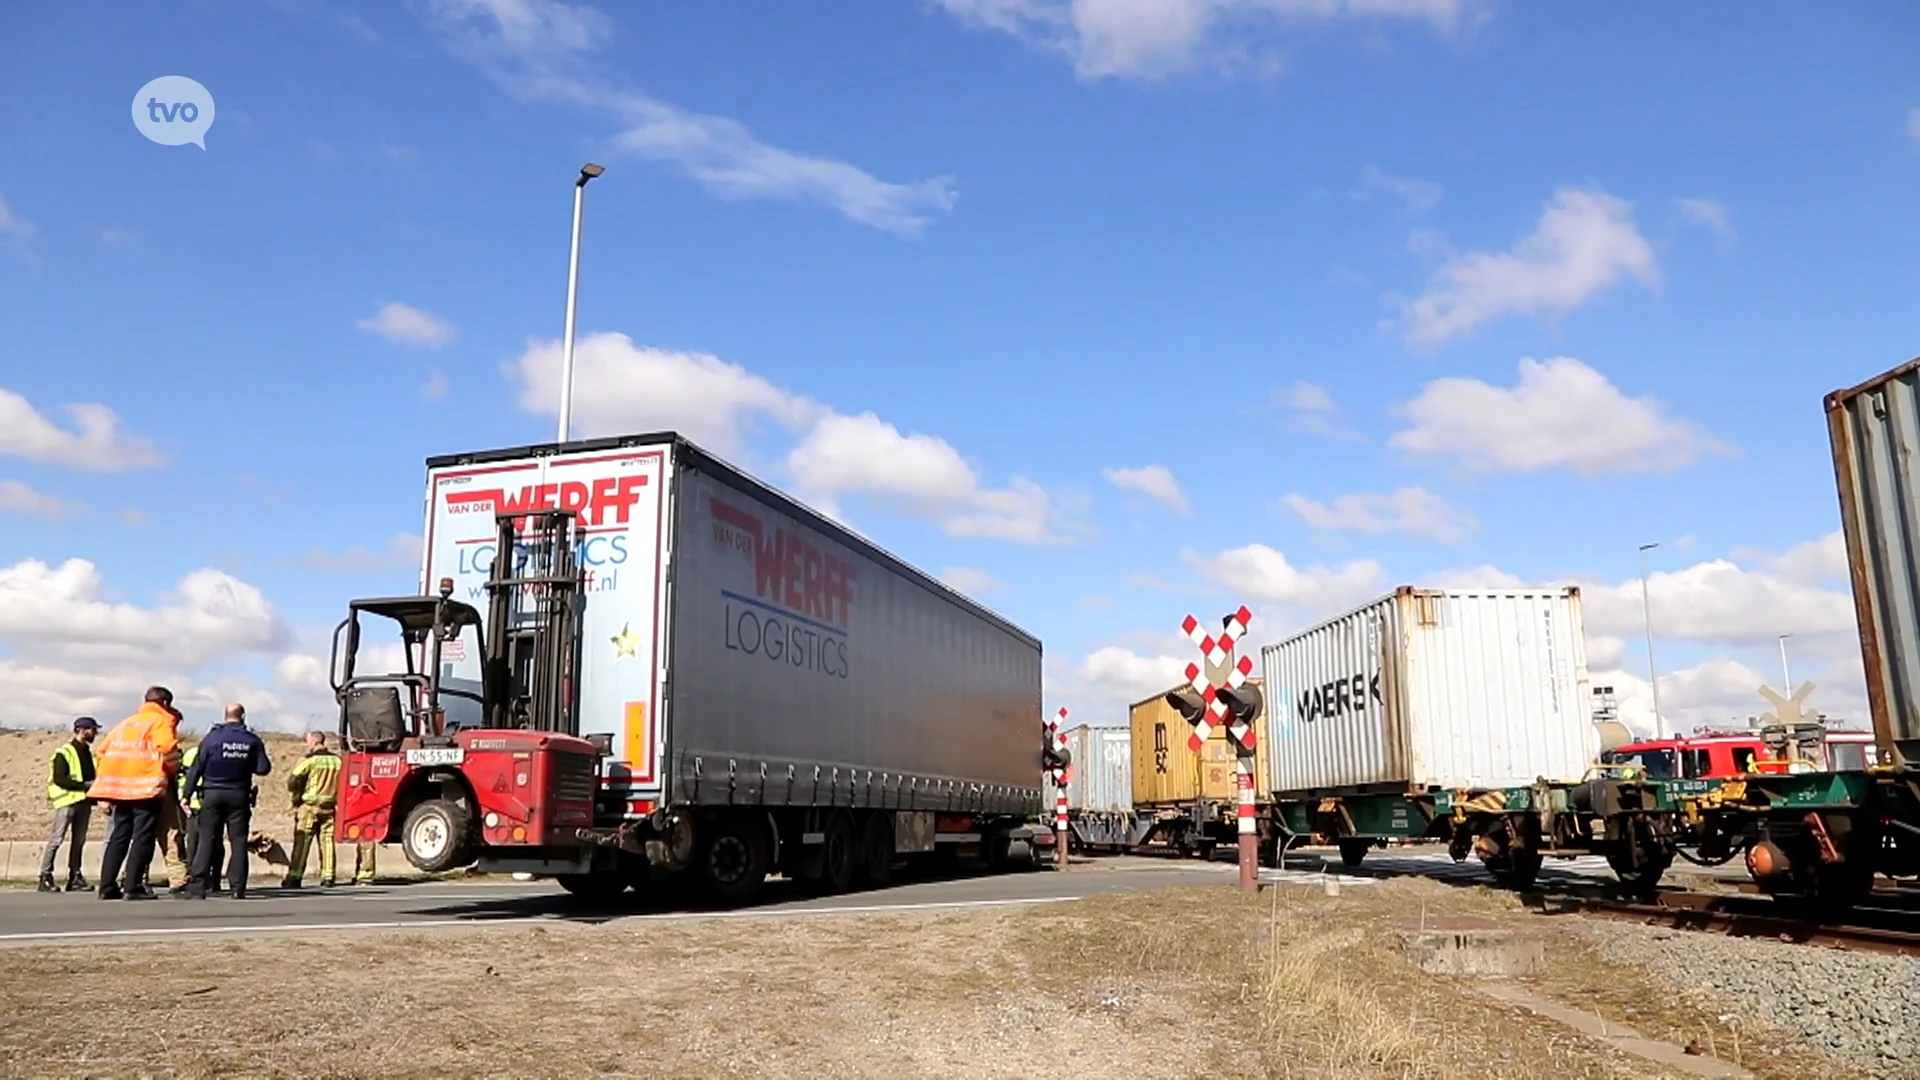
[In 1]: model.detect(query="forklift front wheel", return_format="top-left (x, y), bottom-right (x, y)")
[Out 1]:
top-left (402, 798), bottom-right (475, 874)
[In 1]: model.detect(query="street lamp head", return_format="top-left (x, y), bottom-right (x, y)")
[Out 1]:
top-left (1638, 542), bottom-right (1659, 552)
top-left (578, 162), bottom-right (605, 185)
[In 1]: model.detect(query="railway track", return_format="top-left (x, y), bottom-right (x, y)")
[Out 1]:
top-left (1548, 890), bottom-right (1920, 957)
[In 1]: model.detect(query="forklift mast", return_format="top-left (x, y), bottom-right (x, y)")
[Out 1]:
top-left (482, 508), bottom-right (586, 736)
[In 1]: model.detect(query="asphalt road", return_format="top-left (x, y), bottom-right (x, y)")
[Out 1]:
top-left (0, 857), bottom-right (1229, 947)
top-left (0, 846), bottom-right (1753, 948)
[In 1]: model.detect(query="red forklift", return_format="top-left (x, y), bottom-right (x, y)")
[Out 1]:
top-left (329, 508), bottom-right (631, 896)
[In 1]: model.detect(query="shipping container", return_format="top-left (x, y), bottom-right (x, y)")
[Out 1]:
top-left (1063, 726), bottom-right (1131, 813)
top-left (1261, 587), bottom-right (1593, 796)
top-left (1826, 357), bottom-right (1920, 763)
top-left (1129, 679), bottom-right (1270, 809)
top-left (421, 433), bottom-right (1045, 815)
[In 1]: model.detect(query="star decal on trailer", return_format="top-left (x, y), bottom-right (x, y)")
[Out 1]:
top-left (611, 622), bottom-right (641, 658)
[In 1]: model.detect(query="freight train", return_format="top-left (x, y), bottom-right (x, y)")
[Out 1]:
top-left (1094, 357), bottom-right (1920, 911)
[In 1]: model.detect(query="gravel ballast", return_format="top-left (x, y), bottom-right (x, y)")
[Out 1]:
top-left (1570, 921), bottom-right (1920, 1079)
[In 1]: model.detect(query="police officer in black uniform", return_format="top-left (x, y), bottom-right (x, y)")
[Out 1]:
top-left (182, 703), bottom-right (271, 899)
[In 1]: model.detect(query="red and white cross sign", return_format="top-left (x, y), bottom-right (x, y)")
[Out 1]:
top-left (1180, 605), bottom-right (1256, 751)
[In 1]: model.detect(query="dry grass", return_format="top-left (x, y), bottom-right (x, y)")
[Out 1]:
top-left (0, 875), bottom-right (1815, 1080)
top-left (0, 729), bottom-right (310, 843)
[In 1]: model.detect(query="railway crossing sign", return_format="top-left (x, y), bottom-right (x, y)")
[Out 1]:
top-left (1180, 605), bottom-right (1255, 752)
top-left (1177, 606), bottom-right (1262, 893)
top-left (1045, 706), bottom-right (1071, 869)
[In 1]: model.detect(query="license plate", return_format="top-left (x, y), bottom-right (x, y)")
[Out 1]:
top-left (405, 747), bottom-right (466, 767)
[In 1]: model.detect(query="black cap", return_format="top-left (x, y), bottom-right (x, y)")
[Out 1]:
top-left (73, 716), bottom-right (99, 732)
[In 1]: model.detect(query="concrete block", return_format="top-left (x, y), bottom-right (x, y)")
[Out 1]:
top-left (1397, 916), bottom-right (1546, 978)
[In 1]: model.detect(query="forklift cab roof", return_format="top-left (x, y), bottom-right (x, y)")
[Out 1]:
top-left (349, 596), bottom-right (483, 636)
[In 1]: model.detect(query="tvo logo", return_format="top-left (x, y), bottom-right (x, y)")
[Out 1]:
top-left (132, 76), bottom-right (216, 149)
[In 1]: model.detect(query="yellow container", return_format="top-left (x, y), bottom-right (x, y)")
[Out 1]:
top-left (1129, 678), bottom-right (1269, 809)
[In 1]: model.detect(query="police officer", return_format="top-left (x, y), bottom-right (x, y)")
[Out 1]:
top-left (39, 717), bottom-right (99, 893)
top-left (182, 703), bottom-right (271, 899)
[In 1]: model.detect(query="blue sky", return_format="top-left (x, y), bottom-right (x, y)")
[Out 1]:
top-left (1, 0), bottom-right (1916, 735)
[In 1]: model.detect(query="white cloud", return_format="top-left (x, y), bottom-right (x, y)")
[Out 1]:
top-left (1400, 187), bottom-right (1658, 346)
top-left (1675, 196), bottom-right (1734, 244)
top-left (356, 301), bottom-right (456, 348)
top-left (1760, 530), bottom-right (1848, 585)
top-left (302, 533), bottom-right (422, 574)
top-left (0, 480), bottom-right (80, 520)
top-left (1282, 486), bottom-right (1477, 543)
top-left (421, 369), bottom-right (451, 400)
top-left (1272, 381), bottom-right (1334, 412)
top-left (1350, 164), bottom-right (1442, 213)
top-left (122, 507), bottom-right (147, 527)
top-left (0, 559), bottom-right (291, 666)
top-left (0, 193), bottom-right (31, 235)
top-left (1271, 380), bottom-right (1363, 441)
top-left (787, 413), bottom-right (1084, 545)
top-left (1101, 464), bottom-right (1191, 514)
top-left (1080, 643), bottom-right (1190, 703)
top-left (1183, 543), bottom-right (1385, 625)
top-left (1389, 356), bottom-right (1734, 475)
top-left (1581, 552), bottom-right (1855, 651)
top-left (939, 566), bottom-right (1007, 598)
top-left (507, 331), bottom-right (1085, 544)
top-left (508, 331), bottom-right (817, 456)
top-left (0, 386), bottom-right (165, 470)
top-left (423, 0), bottom-right (956, 234)
top-left (382, 142), bottom-right (425, 170)
top-left (933, 0), bottom-right (1484, 82)
top-left (0, 554), bottom-right (419, 733)
top-left (1908, 105), bottom-right (1920, 141)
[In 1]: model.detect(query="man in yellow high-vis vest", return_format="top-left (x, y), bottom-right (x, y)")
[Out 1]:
top-left (39, 717), bottom-right (100, 893)
top-left (282, 731), bottom-right (344, 887)
top-left (176, 743), bottom-right (203, 877)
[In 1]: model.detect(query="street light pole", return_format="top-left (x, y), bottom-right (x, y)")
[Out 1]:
top-left (1638, 542), bottom-right (1665, 739)
top-left (1779, 633), bottom-right (1793, 692)
top-left (556, 162), bottom-right (605, 444)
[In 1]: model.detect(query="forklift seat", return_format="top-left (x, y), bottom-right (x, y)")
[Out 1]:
top-left (345, 685), bottom-right (406, 750)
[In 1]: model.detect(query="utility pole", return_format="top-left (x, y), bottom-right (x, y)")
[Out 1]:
top-left (1638, 542), bottom-right (1665, 739)
top-left (556, 162), bottom-right (605, 443)
top-left (1778, 633), bottom-right (1794, 692)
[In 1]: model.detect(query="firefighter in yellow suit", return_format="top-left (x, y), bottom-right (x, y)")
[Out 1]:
top-left (282, 731), bottom-right (344, 887)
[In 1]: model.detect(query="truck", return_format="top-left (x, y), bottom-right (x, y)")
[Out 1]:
top-left (328, 432), bottom-right (1050, 902)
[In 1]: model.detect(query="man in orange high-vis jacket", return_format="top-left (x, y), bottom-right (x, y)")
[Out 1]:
top-left (91, 686), bottom-right (184, 900)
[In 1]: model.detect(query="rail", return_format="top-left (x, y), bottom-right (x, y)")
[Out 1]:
top-left (1546, 890), bottom-right (1920, 958)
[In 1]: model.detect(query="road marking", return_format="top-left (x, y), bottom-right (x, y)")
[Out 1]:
top-left (0, 894), bottom-right (1082, 945)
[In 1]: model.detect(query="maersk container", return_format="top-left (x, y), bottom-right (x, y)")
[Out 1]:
top-left (1260, 587), bottom-right (1593, 796)
top-left (1827, 357), bottom-right (1920, 763)
top-left (1063, 726), bottom-right (1131, 813)
top-left (421, 432), bottom-right (1044, 814)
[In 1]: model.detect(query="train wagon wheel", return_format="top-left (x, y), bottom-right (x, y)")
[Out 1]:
top-left (1483, 848), bottom-right (1542, 891)
top-left (1337, 839), bottom-right (1372, 868)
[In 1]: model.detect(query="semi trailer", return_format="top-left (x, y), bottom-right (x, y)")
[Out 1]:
top-left (330, 432), bottom-right (1050, 902)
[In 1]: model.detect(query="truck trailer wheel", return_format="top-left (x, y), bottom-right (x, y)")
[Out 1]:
top-left (697, 817), bottom-right (770, 903)
top-left (817, 810), bottom-right (856, 894)
top-left (401, 798), bottom-right (474, 874)
top-left (854, 813), bottom-right (894, 890)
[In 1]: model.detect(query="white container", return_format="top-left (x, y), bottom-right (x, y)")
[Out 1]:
top-left (1063, 726), bottom-right (1131, 813)
top-left (1260, 587), bottom-right (1593, 795)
